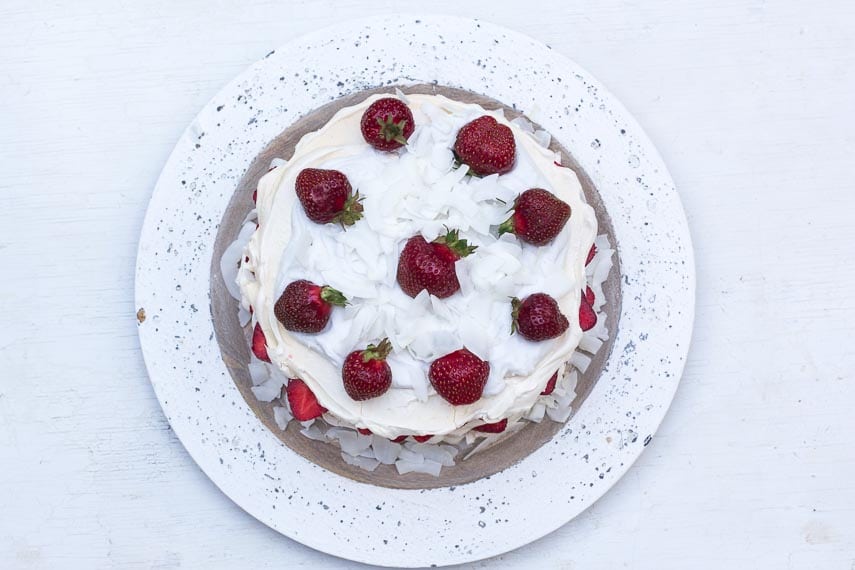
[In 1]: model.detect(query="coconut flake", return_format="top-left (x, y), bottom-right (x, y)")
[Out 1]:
top-left (533, 129), bottom-right (551, 148)
top-left (396, 458), bottom-right (442, 476)
top-left (371, 437), bottom-right (403, 465)
top-left (510, 116), bottom-right (535, 133)
top-left (397, 447), bottom-right (425, 464)
top-left (272, 406), bottom-right (292, 430)
top-left (526, 403), bottom-right (547, 423)
top-left (300, 423), bottom-right (328, 441)
top-left (330, 430), bottom-right (374, 456)
top-left (579, 334), bottom-right (604, 354)
top-left (342, 452), bottom-right (380, 472)
top-left (250, 376), bottom-right (285, 402)
top-left (463, 435), bottom-right (498, 460)
top-left (238, 306), bottom-right (252, 327)
top-left (407, 442), bottom-right (455, 466)
top-left (570, 351), bottom-right (593, 374)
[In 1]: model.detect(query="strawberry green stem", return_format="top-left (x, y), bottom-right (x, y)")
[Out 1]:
top-left (433, 228), bottom-right (477, 259)
top-left (497, 216), bottom-right (516, 237)
top-left (362, 338), bottom-right (393, 363)
top-left (335, 191), bottom-right (365, 228)
top-left (376, 115), bottom-right (409, 145)
top-left (320, 286), bottom-right (348, 307)
top-left (510, 297), bottom-right (522, 335)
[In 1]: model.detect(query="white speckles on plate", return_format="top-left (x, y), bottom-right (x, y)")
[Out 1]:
top-left (135, 15), bottom-right (694, 568)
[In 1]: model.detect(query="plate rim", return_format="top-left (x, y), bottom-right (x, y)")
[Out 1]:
top-left (135, 14), bottom-right (695, 567)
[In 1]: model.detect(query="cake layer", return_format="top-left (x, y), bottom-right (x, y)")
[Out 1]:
top-left (238, 93), bottom-right (597, 438)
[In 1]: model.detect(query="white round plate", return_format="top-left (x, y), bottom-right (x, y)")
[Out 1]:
top-left (135, 15), bottom-right (694, 567)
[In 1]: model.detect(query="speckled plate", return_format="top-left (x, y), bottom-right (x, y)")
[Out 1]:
top-left (135, 15), bottom-right (694, 568)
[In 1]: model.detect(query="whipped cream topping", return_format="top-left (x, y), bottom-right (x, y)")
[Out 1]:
top-left (238, 93), bottom-right (597, 438)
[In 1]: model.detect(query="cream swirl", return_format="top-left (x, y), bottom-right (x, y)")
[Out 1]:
top-left (238, 93), bottom-right (596, 438)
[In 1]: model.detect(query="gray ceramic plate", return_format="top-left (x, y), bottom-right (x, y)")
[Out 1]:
top-left (135, 15), bottom-right (694, 567)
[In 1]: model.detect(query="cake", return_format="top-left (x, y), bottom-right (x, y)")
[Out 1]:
top-left (222, 91), bottom-right (613, 475)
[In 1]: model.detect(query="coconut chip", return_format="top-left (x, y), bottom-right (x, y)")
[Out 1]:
top-left (300, 423), bottom-right (327, 441)
top-left (396, 458), bottom-right (442, 476)
top-left (272, 406), bottom-right (292, 430)
top-left (342, 452), bottom-right (380, 472)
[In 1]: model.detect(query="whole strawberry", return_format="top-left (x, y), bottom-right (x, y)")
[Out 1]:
top-left (511, 293), bottom-right (569, 341)
top-left (295, 168), bottom-right (363, 226)
top-left (342, 338), bottom-right (393, 401)
top-left (274, 279), bottom-right (347, 333)
top-left (473, 418), bottom-right (508, 433)
top-left (453, 115), bottom-right (516, 176)
top-left (429, 348), bottom-right (490, 406)
top-left (360, 97), bottom-right (415, 151)
top-left (286, 378), bottom-right (327, 421)
top-left (396, 229), bottom-right (476, 298)
top-left (579, 295), bottom-right (597, 332)
top-left (498, 188), bottom-right (572, 246)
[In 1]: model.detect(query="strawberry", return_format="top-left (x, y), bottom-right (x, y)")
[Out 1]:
top-left (498, 188), bottom-right (572, 246)
top-left (511, 293), bottom-right (569, 342)
top-left (412, 435), bottom-right (433, 443)
top-left (251, 322), bottom-right (270, 362)
top-left (584, 286), bottom-right (595, 306)
top-left (342, 338), bottom-right (393, 401)
top-left (586, 243), bottom-right (597, 266)
top-left (396, 229), bottom-right (476, 298)
top-left (429, 348), bottom-right (490, 406)
top-left (579, 296), bottom-right (597, 332)
top-left (391, 435), bottom-right (408, 443)
top-left (274, 279), bottom-right (347, 333)
top-left (453, 115), bottom-right (516, 176)
top-left (360, 97), bottom-right (415, 151)
top-left (473, 418), bottom-right (508, 433)
top-left (541, 371), bottom-right (558, 395)
top-left (295, 168), bottom-right (363, 226)
top-left (357, 428), bottom-right (372, 435)
top-left (286, 378), bottom-right (327, 421)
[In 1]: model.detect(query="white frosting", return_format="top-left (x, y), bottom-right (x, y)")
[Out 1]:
top-left (238, 93), bottom-right (596, 438)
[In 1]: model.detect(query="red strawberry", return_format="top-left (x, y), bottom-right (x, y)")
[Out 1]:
top-left (498, 188), bottom-right (572, 246)
top-left (252, 190), bottom-right (257, 203)
top-left (453, 115), bottom-right (516, 176)
top-left (274, 279), bottom-right (347, 333)
top-left (473, 418), bottom-right (508, 433)
top-left (412, 435), bottom-right (433, 443)
top-left (511, 293), bottom-right (569, 342)
top-left (251, 322), bottom-right (270, 362)
top-left (342, 338), bottom-right (393, 401)
top-left (541, 371), bottom-right (559, 395)
top-left (295, 168), bottom-right (363, 226)
top-left (586, 243), bottom-right (597, 266)
top-left (357, 428), bottom-right (372, 435)
top-left (391, 435), bottom-right (408, 443)
top-left (584, 286), bottom-right (595, 306)
top-left (429, 348), bottom-right (490, 406)
top-left (396, 229), bottom-right (476, 298)
top-left (360, 97), bottom-right (415, 151)
top-left (579, 296), bottom-right (597, 332)
top-left (286, 378), bottom-right (327, 421)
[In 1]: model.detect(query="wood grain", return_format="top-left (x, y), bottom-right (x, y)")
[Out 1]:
top-left (1, 0), bottom-right (854, 568)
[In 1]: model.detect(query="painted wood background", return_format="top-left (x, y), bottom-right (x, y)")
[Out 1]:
top-left (1, 1), bottom-right (853, 568)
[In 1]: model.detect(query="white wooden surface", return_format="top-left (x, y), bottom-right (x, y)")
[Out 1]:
top-left (1, 1), bottom-right (853, 568)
